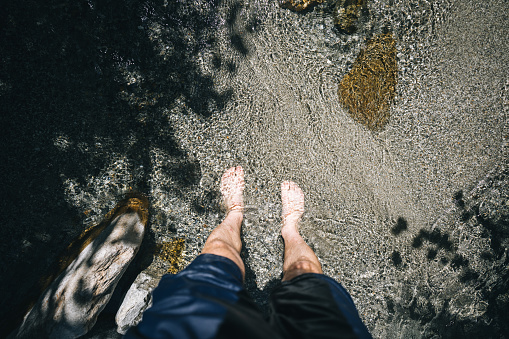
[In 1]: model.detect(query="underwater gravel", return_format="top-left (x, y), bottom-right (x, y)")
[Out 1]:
top-left (1, 0), bottom-right (507, 337)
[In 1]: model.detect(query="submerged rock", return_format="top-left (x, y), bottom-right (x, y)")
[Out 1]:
top-left (280, 0), bottom-right (324, 12)
top-left (333, 0), bottom-right (368, 34)
top-left (12, 195), bottom-right (149, 339)
top-left (338, 33), bottom-right (397, 131)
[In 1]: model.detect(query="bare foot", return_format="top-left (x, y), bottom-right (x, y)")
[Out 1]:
top-left (221, 166), bottom-right (245, 214)
top-left (281, 181), bottom-right (304, 237)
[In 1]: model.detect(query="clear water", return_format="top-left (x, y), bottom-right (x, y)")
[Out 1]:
top-left (3, 0), bottom-right (507, 337)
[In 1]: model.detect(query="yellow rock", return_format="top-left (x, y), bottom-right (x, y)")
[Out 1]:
top-left (280, 0), bottom-right (324, 12)
top-left (333, 0), bottom-right (367, 34)
top-left (156, 238), bottom-right (185, 274)
top-left (338, 33), bottom-right (397, 131)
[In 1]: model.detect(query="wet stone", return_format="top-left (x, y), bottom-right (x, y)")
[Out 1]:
top-left (115, 272), bottom-right (157, 335)
top-left (280, 0), bottom-right (324, 12)
top-left (115, 238), bottom-right (185, 334)
top-left (338, 33), bottom-right (397, 131)
top-left (14, 211), bottom-right (148, 338)
top-left (156, 238), bottom-right (186, 274)
top-left (333, 0), bottom-right (368, 33)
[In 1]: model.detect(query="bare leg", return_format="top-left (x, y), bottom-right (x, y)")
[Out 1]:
top-left (201, 166), bottom-right (245, 278)
top-left (281, 181), bottom-right (323, 282)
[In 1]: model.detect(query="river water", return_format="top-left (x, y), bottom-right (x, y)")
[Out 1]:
top-left (1, 0), bottom-right (507, 337)
top-left (142, 0), bottom-right (507, 335)
top-left (72, 0), bottom-right (509, 336)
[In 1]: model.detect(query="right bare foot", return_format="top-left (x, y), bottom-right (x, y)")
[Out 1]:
top-left (281, 181), bottom-right (304, 238)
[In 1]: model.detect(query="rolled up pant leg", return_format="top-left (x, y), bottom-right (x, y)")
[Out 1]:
top-left (124, 254), bottom-right (280, 339)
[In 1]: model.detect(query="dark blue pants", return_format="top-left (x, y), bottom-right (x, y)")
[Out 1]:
top-left (125, 254), bottom-right (372, 339)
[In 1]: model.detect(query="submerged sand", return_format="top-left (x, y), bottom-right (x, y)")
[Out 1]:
top-left (1, 0), bottom-right (507, 337)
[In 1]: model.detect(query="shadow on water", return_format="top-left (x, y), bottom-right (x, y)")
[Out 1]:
top-left (387, 186), bottom-right (509, 338)
top-left (2, 194), bottom-right (155, 336)
top-left (0, 0), bottom-right (262, 336)
top-left (240, 235), bottom-right (281, 318)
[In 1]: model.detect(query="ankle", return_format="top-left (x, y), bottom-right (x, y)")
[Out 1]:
top-left (281, 223), bottom-right (300, 239)
top-left (225, 209), bottom-right (243, 221)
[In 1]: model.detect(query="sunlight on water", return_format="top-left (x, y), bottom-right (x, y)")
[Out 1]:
top-left (70, 0), bottom-right (507, 335)
top-left (2, 0), bottom-right (506, 337)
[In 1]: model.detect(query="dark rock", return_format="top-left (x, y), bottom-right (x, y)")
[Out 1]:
top-left (333, 0), bottom-right (368, 34)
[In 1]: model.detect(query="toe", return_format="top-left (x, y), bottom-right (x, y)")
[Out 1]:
top-left (292, 182), bottom-right (303, 195)
top-left (222, 167), bottom-right (234, 180)
top-left (237, 167), bottom-right (244, 180)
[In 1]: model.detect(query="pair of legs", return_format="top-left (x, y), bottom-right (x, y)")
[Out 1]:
top-left (201, 166), bottom-right (322, 282)
top-left (126, 166), bottom-right (372, 338)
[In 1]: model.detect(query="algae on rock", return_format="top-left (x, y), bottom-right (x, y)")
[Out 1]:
top-left (156, 238), bottom-right (185, 274)
top-left (280, 0), bottom-right (324, 12)
top-left (333, 0), bottom-right (368, 33)
top-left (338, 33), bottom-right (397, 131)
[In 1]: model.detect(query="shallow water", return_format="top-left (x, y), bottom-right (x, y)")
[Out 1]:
top-left (1, 0), bottom-right (508, 337)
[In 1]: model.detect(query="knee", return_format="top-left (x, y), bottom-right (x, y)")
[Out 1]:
top-left (283, 260), bottom-right (322, 281)
top-left (201, 239), bottom-right (245, 277)
top-left (202, 238), bottom-right (236, 256)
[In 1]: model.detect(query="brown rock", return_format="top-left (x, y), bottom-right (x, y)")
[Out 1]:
top-left (157, 238), bottom-right (186, 274)
top-left (333, 0), bottom-right (368, 34)
top-left (280, 0), bottom-right (324, 12)
top-left (338, 33), bottom-right (397, 131)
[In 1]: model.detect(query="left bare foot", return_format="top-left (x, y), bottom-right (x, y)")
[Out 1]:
top-left (220, 166), bottom-right (245, 214)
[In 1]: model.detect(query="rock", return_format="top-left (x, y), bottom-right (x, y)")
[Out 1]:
top-left (333, 0), bottom-right (368, 34)
top-left (12, 196), bottom-right (149, 339)
top-left (115, 272), bottom-right (157, 335)
top-left (114, 238), bottom-right (186, 334)
top-left (338, 33), bottom-right (397, 131)
top-left (280, 0), bottom-right (323, 12)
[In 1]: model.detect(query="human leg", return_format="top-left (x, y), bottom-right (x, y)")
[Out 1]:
top-left (280, 181), bottom-right (322, 282)
top-left (125, 167), bottom-right (280, 339)
top-left (201, 166), bottom-right (245, 277)
top-left (268, 181), bottom-right (372, 339)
